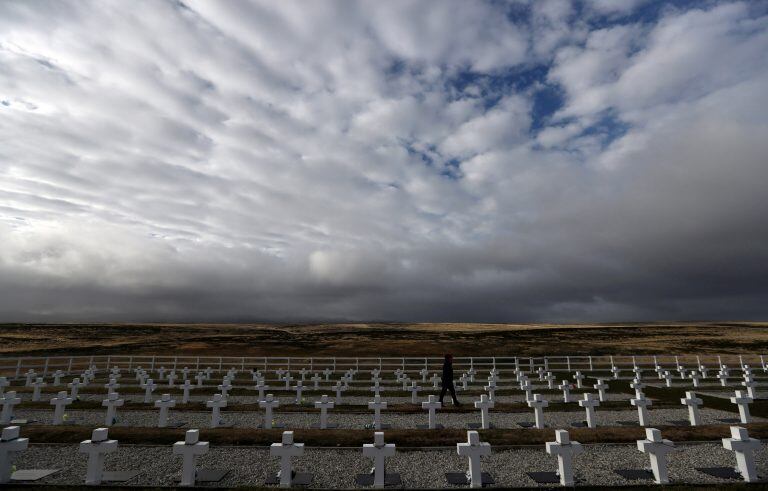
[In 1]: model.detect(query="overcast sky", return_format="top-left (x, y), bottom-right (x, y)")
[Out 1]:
top-left (1, 0), bottom-right (767, 323)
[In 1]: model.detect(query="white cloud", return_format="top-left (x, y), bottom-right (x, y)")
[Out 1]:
top-left (0, 0), bottom-right (766, 322)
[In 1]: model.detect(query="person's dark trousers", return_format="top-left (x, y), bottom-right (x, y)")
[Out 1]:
top-left (439, 383), bottom-right (460, 405)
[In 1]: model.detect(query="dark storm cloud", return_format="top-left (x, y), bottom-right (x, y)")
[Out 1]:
top-left (0, 0), bottom-right (767, 322)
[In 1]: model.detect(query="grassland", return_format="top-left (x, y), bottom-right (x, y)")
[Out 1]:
top-left (0, 321), bottom-right (766, 357)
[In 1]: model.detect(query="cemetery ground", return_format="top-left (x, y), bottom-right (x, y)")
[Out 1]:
top-left (0, 323), bottom-right (767, 488)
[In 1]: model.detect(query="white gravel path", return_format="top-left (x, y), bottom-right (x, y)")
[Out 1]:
top-left (11, 441), bottom-right (768, 487)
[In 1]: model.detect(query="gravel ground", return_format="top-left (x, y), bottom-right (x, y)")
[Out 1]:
top-left (10, 407), bottom-right (757, 430)
top-left (11, 441), bottom-right (768, 487)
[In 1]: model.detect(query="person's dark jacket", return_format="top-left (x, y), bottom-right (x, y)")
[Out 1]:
top-left (442, 361), bottom-right (454, 385)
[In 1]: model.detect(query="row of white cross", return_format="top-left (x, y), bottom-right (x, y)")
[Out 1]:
top-left (0, 424), bottom-right (761, 487)
top-left (0, 384), bottom-right (756, 430)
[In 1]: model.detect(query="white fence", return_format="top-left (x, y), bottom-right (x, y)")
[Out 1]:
top-left (0, 353), bottom-right (764, 379)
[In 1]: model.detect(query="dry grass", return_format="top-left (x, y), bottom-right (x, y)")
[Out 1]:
top-left (2, 322), bottom-right (768, 357)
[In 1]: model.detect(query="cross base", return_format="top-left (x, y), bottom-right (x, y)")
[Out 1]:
top-left (355, 473), bottom-right (402, 486)
top-left (614, 469), bottom-right (655, 480)
top-left (467, 423), bottom-right (494, 429)
top-left (445, 472), bottom-right (494, 486)
top-left (696, 467), bottom-right (742, 480)
top-left (10, 469), bottom-right (60, 482)
top-left (264, 471), bottom-right (313, 486)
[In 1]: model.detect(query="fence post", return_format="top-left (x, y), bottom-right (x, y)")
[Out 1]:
top-left (589, 356), bottom-right (593, 371)
top-left (150, 356), bottom-right (156, 371)
top-left (241, 357), bottom-right (245, 371)
top-left (529, 357), bottom-right (533, 372)
top-left (218, 357), bottom-right (222, 372)
top-left (15, 358), bottom-right (22, 379)
top-left (43, 357), bottom-right (49, 376)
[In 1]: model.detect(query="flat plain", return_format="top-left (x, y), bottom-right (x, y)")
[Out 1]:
top-left (1, 321), bottom-right (766, 356)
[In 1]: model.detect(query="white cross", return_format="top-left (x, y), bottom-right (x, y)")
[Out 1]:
top-left (195, 372), bottom-right (206, 388)
top-left (298, 368), bottom-right (307, 381)
top-left (157, 367), bottom-right (167, 380)
top-left (637, 428), bottom-right (674, 484)
top-left (420, 368), bottom-right (429, 382)
top-left (181, 367), bottom-right (190, 380)
top-left (259, 394), bottom-right (280, 429)
top-left (323, 368), bottom-right (332, 381)
top-left (270, 431), bottom-right (304, 488)
top-left (519, 380), bottom-right (533, 403)
top-left (283, 373), bottom-right (294, 390)
top-left (527, 394), bottom-right (548, 429)
top-left (167, 371), bottom-right (178, 388)
top-left (730, 390), bottom-right (753, 424)
top-left (630, 379), bottom-right (645, 398)
top-left (154, 393), bottom-right (176, 428)
top-left (68, 378), bottom-right (83, 399)
top-left (633, 367), bottom-right (643, 380)
top-left (104, 378), bottom-right (120, 396)
top-left (558, 380), bottom-right (572, 403)
top-left (173, 429), bottom-right (209, 486)
top-left (181, 380), bottom-right (193, 404)
top-left (544, 372), bottom-right (556, 389)
top-left (699, 365), bottom-right (709, 378)
top-left (593, 379), bottom-right (609, 402)
top-left (79, 428), bottom-right (118, 485)
top-left (722, 426), bottom-right (760, 482)
top-left (422, 395), bottom-right (441, 429)
top-left (717, 370), bottom-right (729, 387)
top-left (254, 381), bottom-right (269, 400)
top-left (611, 366), bottom-right (620, 379)
top-left (689, 371), bottom-right (701, 388)
top-left (430, 374), bottom-right (440, 389)
top-left (50, 391), bottom-right (73, 425)
top-left (663, 371), bottom-right (673, 387)
top-left (467, 368), bottom-right (476, 383)
top-left (574, 371), bottom-right (585, 389)
top-left (484, 380), bottom-right (496, 401)
top-left (102, 392), bottom-right (124, 426)
top-left (680, 391), bottom-right (703, 426)
top-left (53, 370), bottom-right (64, 386)
top-left (310, 374), bottom-right (322, 390)
top-left (457, 431), bottom-right (491, 488)
top-left (630, 394), bottom-right (652, 426)
top-left (314, 395), bottom-right (334, 429)
top-left (368, 396), bottom-right (387, 430)
top-left (546, 430), bottom-right (583, 486)
top-left (0, 378), bottom-right (9, 398)
top-left (363, 432), bottom-right (396, 489)
top-left (206, 394), bottom-right (227, 428)
top-left (578, 393), bottom-right (600, 428)
top-left (407, 382), bottom-right (421, 404)
top-left (474, 394), bottom-right (494, 430)
top-left (218, 379), bottom-right (233, 398)
top-left (742, 379), bottom-right (758, 399)
top-left (24, 370), bottom-right (35, 387)
top-left (31, 377), bottom-right (46, 402)
top-left (334, 382), bottom-right (345, 405)
top-left (293, 381), bottom-right (305, 403)
top-left (0, 426), bottom-right (28, 483)
top-left (459, 374), bottom-right (469, 390)
top-left (142, 379), bottom-right (157, 403)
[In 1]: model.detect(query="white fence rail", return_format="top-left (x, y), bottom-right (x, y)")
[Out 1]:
top-left (0, 353), bottom-right (764, 379)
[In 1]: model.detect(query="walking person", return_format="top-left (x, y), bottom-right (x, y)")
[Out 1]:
top-left (439, 353), bottom-right (461, 406)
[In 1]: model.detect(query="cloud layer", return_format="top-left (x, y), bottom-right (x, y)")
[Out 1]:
top-left (1, 0), bottom-right (767, 322)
